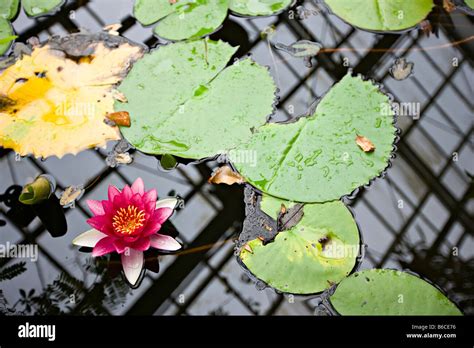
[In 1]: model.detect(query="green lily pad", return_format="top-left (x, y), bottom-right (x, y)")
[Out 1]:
top-left (229, 0), bottom-right (293, 16)
top-left (324, 0), bottom-right (434, 32)
top-left (234, 73), bottom-right (396, 203)
top-left (240, 196), bottom-right (360, 294)
top-left (0, 0), bottom-right (20, 20)
top-left (133, 0), bottom-right (292, 41)
top-left (117, 39), bottom-right (276, 159)
top-left (134, 0), bottom-right (229, 41)
top-left (465, 0), bottom-right (474, 9)
top-left (0, 18), bottom-right (15, 55)
top-left (22, 0), bottom-right (65, 17)
top-left (330, 269), bottom-right (462, 315)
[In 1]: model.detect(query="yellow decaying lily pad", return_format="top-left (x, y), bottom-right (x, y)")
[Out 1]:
top-left (0, 33), bottom-right (144, 158)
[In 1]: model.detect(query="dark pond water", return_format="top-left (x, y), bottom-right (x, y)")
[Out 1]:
top-left (0, 0), bottom-right (473, 315)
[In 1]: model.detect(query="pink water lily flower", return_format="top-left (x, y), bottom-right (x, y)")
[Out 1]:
top-left (73, 178), bottom-right (181, 286)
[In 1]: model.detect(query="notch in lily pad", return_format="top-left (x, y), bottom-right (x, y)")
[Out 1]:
top-left (239, 194), bottom-right (361, 294)
top-left (234, 73), bottom-right (397, 203)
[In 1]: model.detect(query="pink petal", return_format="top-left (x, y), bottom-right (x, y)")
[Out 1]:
top-left (92, 236), bottom-right (116, 257)
top-left (113, 239), bottom-right (128, 254)
top-left (131, 237), bottom-right (151, 251)
top-left (122, 185), bottom-right (133, 200)
top-left (145, 200), bottom-right (156, 215)
top-left (131, 178), bottom-right (145, 195)
top-left (154, 207), bottom-right (173, 225)
top-left (130, 193), bottom-right (145, 212)
top-left (150, 234), bottom-right (181, 251)
top-left (143, 189), bottom-right (157, 204)
top-left (72, 229), bottom-right (108, 247)
top-left (101, 200), bottom-right (115, 215)
top-left (112, 193), bottom-right (129, 210)
top-left (141, 208), bottom-right (172, 236)
top-left (87, 215), bottom-right (110, 233)
top-left (87, 200), bottom-right (105, 216)
top-left (108, 185), bottom-right (121, 202)
top-left (142, 219), bottom-right (162, 236)
top-left (121, 249), bottom-right (144, 286)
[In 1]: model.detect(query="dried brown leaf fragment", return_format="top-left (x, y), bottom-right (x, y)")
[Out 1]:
top-left (356, 135), bottom-right (375, 152)
top-left (208, 166), bottom-right (246, 185)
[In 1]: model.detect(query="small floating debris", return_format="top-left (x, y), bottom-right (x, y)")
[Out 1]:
top-left (59, 185), bottom-right (85, 208)
top-left (389, 57), bottom-right (414, 81)
top-left (106, 139), bottom-right (133, 167)
top-left (274, 40), bottom-right (322, 68)
top-left (419, 20), bottom-right (433, 37)
top-left (356, 135), bottom-right (376, 152)
top-left (296, 5), bottom-right (321, 20)
top-left (243, 243), bottom-right (253, 254)
top-left (260, 25), bottom-right (276, 40)
top-left (443, 0), bottom-right (456, 12)
top-left (112, 90), bottom-right (128, 103)
top-left (208, 166), bottom-right (246, 186)
top-left (115, 152), bottom-right (133, 165)
top-left (103, 23), bottom-right (122, 36)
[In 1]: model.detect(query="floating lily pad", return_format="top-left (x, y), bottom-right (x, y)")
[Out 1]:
top-left (118, 39), bottom-right (276, 159)
top-left (0, 18), bottom-right (15, 55)
top-left (229, 0), bottom-right (293, 16)
top-left (234, 73), bottom-right (396, 203)
top-left (22, 0), bottom-right (64, 17)
top-left (324, 0), bottom-right (434, 32)
top-left (240, 196), bottom-right (360, 294)
top-left (134, 0), bottom-right (228, 41)
top-left (133, 0), bottom-right (292, 41)
top-left (0, 33), bottom-right (145, 158)
top-left (0, 0), bottom-right (20, 20)
top-left (330, 269), bottom-right (462, 315)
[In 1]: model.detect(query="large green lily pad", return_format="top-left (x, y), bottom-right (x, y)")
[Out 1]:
top-left (0, 0), bottom-right (20, 20)
top-left (240, 196), bottom-right (360, 294)
top-left (330, 269), bottom-right (462, 315)
top-left (0, 18), bottom-right (15, 55)
top-left (117, 39), bottom-right (276, 159)
top-left (234, 73), bottom-right (396, 203)
top-left (133, 0), bottom-right (292, 41)
top-left (324, 0), bottom-right (434, 32)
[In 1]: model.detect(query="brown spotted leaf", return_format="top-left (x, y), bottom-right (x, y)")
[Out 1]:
top-left (0, 32), bottom-right (145, 158)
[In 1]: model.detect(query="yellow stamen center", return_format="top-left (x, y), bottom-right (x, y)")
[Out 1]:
top-left (112, 205), bottom-right (146, 236)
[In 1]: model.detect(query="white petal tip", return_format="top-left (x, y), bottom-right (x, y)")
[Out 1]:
top-left (72, 229), bottom-right (107, 247)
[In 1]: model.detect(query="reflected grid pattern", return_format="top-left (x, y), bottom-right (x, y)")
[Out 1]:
top-left (0, 0), bottom-right (472, 315)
